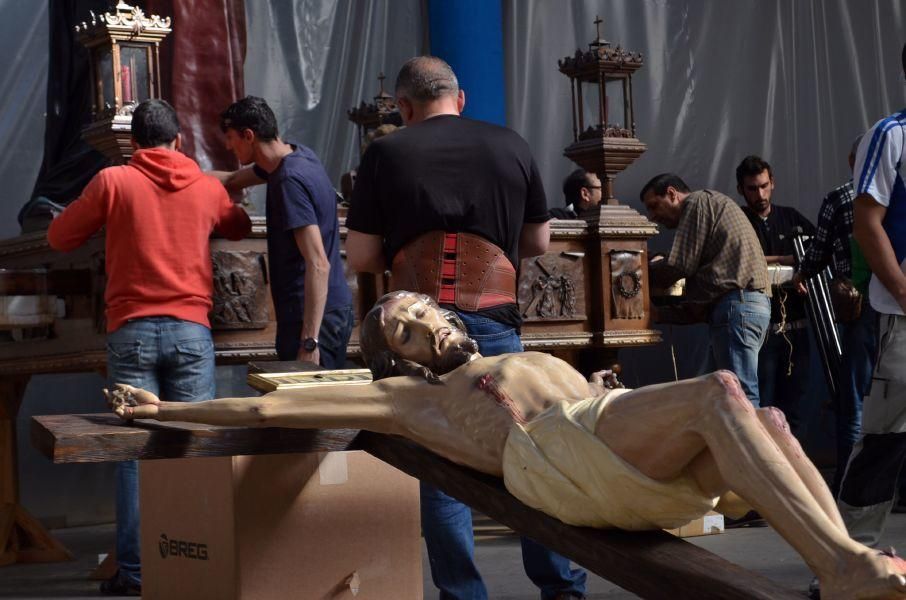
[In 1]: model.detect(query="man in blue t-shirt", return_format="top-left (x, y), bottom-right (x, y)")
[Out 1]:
top-left (212, 96), bottom-right (353, 368)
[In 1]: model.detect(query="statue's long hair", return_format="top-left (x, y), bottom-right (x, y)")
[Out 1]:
top-left (359, 291), bottom-right (469, 384)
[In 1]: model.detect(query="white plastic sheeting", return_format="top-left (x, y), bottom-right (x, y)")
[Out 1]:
top-left (242, 0), bottom-right (427, 212)
top-left (506, 0), bottom-right (905, 243)
top-left (0, 1), bottom-right (48, 239)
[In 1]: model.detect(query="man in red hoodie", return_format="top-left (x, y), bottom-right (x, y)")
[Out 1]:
top-left (47, 99), bottom-right (251, 596)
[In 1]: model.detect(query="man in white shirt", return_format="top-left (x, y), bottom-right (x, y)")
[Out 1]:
top-left (837, 42), bottom-right (906, 548)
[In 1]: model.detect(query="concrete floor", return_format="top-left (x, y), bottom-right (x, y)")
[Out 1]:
top-left (3, 514), bottom-right (906, 599)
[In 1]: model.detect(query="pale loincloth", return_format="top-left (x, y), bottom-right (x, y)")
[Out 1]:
top-left (502, 390), bottom-right (719, 530)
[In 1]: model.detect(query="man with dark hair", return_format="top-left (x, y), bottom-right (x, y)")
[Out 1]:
top-left (641, 173), bottom-right (771, 409)
top-left (734, 155), bottom-right (816, 438)
top-left (793, 136), bottom-right (879, 495)
top-left (110, 290), bottom-right (906, 600)
top-left (47, 98), bottom-right (252, 595)
top-left (836, 43), bottom-right (906, 550)
top-left (212, 96), bottom-right (354, 369)
top-left (345, 56), bottom-right (586, 600)
top-left (553, 169), bottom-right (603, 219)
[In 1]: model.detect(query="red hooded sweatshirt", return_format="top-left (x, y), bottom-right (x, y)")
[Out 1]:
top-left (47, 147), bottom-right (252, 332)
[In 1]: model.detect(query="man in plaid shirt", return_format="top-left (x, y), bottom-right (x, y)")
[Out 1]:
top-left (794, 137), bottom-right (879, 495)
top-left (642, 173), bottom-right (771, 408)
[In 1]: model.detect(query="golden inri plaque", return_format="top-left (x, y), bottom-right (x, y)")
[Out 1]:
top-left (246, 368), bottom-right (373, 394)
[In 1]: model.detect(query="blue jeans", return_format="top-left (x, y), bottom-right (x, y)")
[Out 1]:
top-left (708, 290), bottom-right (771, 407)
top-left (275, 305), bottom-right (355, 369)
top-left (833, 302), bottom-right (880, 494)
top-left (420, 311), bottom-right (587, 600)
top-left (106, 317), bottom-right (216, 586)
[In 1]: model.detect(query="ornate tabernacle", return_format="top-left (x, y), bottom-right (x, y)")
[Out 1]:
top-left (346, 73), bottom-right (403, 153)
top-left (546, 17), bottom-right (662, 357)
top-left (341, 73), bottom-right (405, 201)
top-left (559, 16), bottom-right (646, 203)
top-left (75, 1), bottom-right (172, 163)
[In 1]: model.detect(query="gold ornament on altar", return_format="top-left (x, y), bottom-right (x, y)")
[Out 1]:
top-left (75, 1), bottom-right (172, 163)
top-left (559, 16), bottom-right (647, 204)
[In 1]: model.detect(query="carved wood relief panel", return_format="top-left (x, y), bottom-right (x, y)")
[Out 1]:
top-left (518, 252), bottom-right (586, 321)
top-left (210, 251), bottom-right (269, 330)
top-left (609, 250), bottom-right (644, 320)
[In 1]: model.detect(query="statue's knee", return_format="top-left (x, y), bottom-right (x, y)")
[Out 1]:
top-left (708, 370), bottom-right (754, 415)
top-left (756, 406), bottom-right (791, 435)
top-left (711, 369), bottom-right (739, 389)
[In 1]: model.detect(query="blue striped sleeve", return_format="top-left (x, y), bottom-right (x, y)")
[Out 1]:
top-left (856, 111), bottom-right (906, 206)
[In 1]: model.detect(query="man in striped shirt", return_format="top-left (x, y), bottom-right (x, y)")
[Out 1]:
top-left (795, 136), bottom-right (880, 496)
top-left (836, 43), bottom-right (906, 548)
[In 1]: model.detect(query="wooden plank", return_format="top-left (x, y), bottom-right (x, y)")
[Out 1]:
top-left (31, 414), bottom-right (802, 599)
top-left (90, 551), bottom-right (117, 580)
top-left (356, 432), bottom-right (802, 600)
top-left (12, 505), bottom-right (72, 563)
top-left (0, 502), bottom-right (14, 562)
top-left (31, 414), bottom-right (360, 464)
top-left (0, 377), bottom-right (27, 505)
top-left (0, 418), bottom-right (15, 505)
top-left (0, 269), bottom-right (92, 296)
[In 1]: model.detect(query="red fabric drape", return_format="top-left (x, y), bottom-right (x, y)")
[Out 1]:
top-left (145, 0), bottom-right (246, 170)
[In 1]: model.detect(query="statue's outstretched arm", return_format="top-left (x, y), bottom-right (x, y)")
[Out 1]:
top-left (105, 379), bottom-right (403, 434)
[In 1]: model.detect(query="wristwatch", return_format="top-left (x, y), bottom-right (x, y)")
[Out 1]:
top-left (301, 337), bottom-right (319, 352)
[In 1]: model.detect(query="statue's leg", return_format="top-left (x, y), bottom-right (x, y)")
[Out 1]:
top-left (685, 406), bottom-right (846, 534)
top-left (754, 407), bottom-right (846, 533)
top-left (595, 370), bottom-right (904, 598)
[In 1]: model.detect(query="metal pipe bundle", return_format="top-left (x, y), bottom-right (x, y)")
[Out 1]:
top-left (792, 234), bottom-right (844, 401)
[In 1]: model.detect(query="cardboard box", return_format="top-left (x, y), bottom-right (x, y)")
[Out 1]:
top-left (665, 511), bottom-right (725, 538)
top-left (140, 451), bottom-right (422, 600)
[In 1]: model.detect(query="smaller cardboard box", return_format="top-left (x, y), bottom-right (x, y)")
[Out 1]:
top-left (140, 451), bottom-right (421, 600)
top-left (665, 511), bottom-right (725, 538)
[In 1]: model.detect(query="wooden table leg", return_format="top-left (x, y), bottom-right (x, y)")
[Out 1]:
top-left (0, 376), bottom-right (72, 565)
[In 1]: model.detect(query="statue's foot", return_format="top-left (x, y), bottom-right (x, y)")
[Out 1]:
top-left (822, 549), bottom-right (906, 600)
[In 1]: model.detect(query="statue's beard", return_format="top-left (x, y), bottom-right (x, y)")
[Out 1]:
top-left (432, 335), bottom-right (480, 375)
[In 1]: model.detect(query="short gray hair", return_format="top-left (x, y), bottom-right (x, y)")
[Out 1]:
top-left (395, 56), bottom-right (459, 102)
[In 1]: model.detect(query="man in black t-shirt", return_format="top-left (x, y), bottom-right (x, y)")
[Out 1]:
top-left (736, 155), bottom-right (816, 438)
top-left (346, 56), bottom-right (587, 600)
